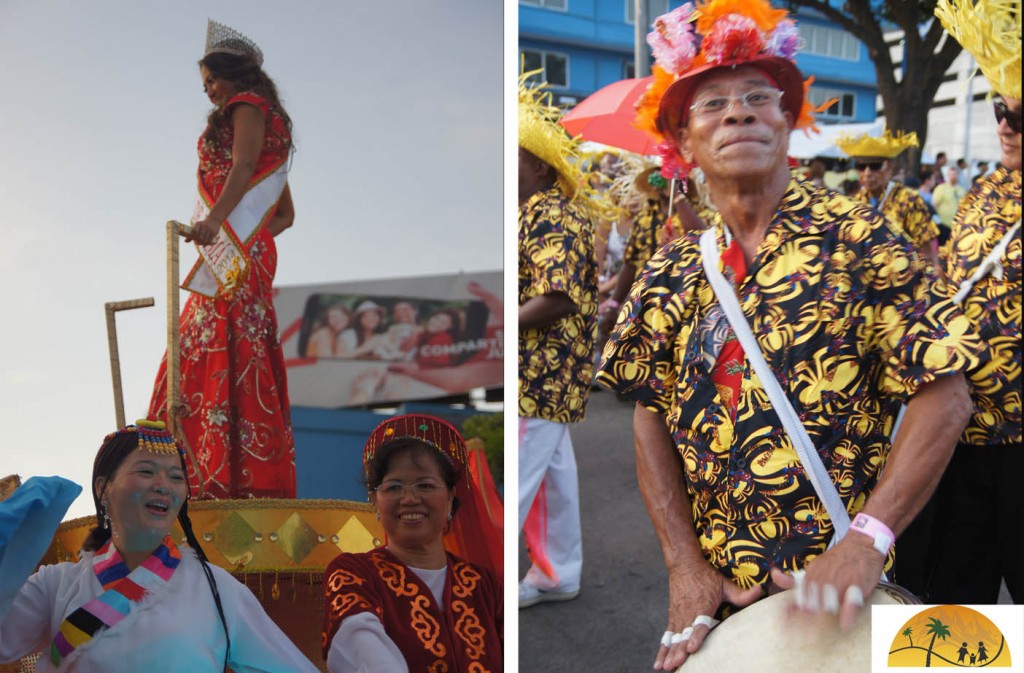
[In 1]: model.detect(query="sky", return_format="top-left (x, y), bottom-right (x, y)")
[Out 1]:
top-left (0, 0), bottom-right (506, 519)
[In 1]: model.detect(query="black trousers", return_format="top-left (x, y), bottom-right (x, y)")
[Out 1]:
top-left (895, 442), bottom-right (1022, 604)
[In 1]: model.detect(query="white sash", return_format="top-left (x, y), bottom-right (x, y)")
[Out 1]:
top-left (183, 164), bottom-right (288, 298)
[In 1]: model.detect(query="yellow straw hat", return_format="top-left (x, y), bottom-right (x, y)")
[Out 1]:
top-left (835, 129), bottom-right (919, 159)
top-left (519, 70), bottom-right (584, 199)
top-left (934, 0), bottom-right (1021, 100)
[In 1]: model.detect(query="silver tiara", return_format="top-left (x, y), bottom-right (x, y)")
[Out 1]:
top-left (204, 19), bottom-right (263, 66)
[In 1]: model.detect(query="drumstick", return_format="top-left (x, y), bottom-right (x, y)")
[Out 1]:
top-left (166, 220), bottom-right (203, 498)
top-left (104, 297), bottom-right (155, 428)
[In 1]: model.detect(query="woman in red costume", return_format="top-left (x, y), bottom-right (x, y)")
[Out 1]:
top-left (149, 20), bottom-right (296, 500)
top-left (322, 414), bottom-right (503, 672)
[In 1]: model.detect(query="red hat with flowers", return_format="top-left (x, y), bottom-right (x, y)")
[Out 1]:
top-left (636, 0), bottom-right (829, 180)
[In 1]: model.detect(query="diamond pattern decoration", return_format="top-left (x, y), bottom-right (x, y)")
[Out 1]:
top-left (335, 515), bottom-right (376, 553)
top-left (273, 512), bottom-right (318, 564)
top-left (214, 510), bottom-right (259, 565)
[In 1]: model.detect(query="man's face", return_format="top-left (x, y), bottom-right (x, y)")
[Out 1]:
top-left (856, 158), bottom-right (891, 194)
top-left (678, 67), bottom-right (792, 184)
top-left (519, 147), bottom-right (553, 203)
top-left (947, 168), bottom-right (960, 184)
top-left (996, 97), bottom-right (1022, 171)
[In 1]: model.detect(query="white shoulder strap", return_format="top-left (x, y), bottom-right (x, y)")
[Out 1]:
top-left (698, 228), bottom-right (852, 541)
top-left (952, 220), bottom-right (1021, 304)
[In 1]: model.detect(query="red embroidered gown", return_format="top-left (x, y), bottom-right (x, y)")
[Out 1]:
top-left (322, 547), bottom-right (504, 672)
top-left (149, 92), bottom-right (296, 499)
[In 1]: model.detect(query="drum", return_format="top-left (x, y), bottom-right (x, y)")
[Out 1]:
top-left (679, 583), bottom-right (918, 673)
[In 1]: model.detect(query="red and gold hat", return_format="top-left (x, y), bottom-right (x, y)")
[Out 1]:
top-left (636, 0), bottom-right (830, 178)
top-left (363, 414), bottom-right (469, 482)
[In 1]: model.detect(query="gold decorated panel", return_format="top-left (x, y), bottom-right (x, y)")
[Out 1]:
top-left (43, 498), bottom-right (384, 573)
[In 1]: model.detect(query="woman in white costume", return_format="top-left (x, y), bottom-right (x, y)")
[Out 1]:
top-left (0, 421), bottom-right (319, 672)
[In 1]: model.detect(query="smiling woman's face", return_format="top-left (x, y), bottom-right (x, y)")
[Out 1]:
top-left (97, 451), bottom-right (187, 552)
top-left (371, 446), bottom-right (454, 556)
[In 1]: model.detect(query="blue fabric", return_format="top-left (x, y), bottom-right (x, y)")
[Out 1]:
top-left (0, 476), bottom-right (82, 622)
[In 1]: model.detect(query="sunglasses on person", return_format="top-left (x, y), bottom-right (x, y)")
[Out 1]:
top-left (993, 98), bottom-right (1021, 134)
top-left (857, 161), bottom-right (885, 172)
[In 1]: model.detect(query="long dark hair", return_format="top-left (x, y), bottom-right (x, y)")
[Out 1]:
top-left (83, 429), bottom-right (232, 664)
top-left (199, 51), bottom-right (293, 152)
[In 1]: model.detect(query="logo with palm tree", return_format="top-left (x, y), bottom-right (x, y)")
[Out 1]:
top-left (888, 605), bottom-right (1011, 667)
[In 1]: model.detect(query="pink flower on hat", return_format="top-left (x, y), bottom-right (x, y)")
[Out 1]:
top-left (765, 19), bottom-right (800, 61)
top-left (647, 3), bottom-right (698, 75)
top-left (703, 14), bottom-right (765, 65)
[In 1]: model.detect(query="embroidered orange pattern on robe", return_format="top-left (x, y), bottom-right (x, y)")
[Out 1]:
top-left (323, 547), bottom-right (503, 672)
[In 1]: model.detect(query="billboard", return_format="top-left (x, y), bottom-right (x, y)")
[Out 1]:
top-left (276, 272), bottom-right (503, 408)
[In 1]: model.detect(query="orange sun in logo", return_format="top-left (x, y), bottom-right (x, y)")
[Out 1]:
top-left (888, 605), bottom-right (1012, 667)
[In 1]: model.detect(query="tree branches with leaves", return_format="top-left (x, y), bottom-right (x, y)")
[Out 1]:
top-left (785, 0), bottom-right (963, 174)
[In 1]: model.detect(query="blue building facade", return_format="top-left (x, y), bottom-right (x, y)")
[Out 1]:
top-left (519, 0), bottom-right (877, 124)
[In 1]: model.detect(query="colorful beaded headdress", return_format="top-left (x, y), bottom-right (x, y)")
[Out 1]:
top-left (635, 0), bottom-right (831, 180)
top-left (363, 414), bottom-right (469, 482)
top-left (835, 129), bottom-right (920, 159)
top-left (104, 420), bottom-right (181, 456)
top-left (519, 69), bottom-right (585, 199)
top-left (205, 19), bottom-right (264, 67)
top-left (934, 0), bottom-right (1021, 100)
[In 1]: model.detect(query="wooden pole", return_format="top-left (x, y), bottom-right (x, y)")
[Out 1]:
top-left (166, 220), bottom-right (203, 497)
top-left (104, 298), bottom-right (155, 428)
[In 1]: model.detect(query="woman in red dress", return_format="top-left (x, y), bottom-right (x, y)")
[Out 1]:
top-left (149, 20), bottom-right (296, 500)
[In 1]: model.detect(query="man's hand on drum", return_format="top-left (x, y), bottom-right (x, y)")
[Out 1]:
top-left (770, 531), bottom-right (884, 631)
top-left (656, 559), bottom-right (763, 671)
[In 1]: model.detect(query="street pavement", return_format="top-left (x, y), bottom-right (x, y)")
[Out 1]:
top-left (518, 386), bottom-right (668, 672)
top-left (516, 386), bottom-right (1013, 672)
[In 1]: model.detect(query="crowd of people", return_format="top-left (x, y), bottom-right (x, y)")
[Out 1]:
top-left (519, 1), bottom-right (1019, 672)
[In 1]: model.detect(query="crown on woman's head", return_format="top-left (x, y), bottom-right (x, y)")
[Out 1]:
top-left (104, 420), bottom-right (181, 456)
top-left (205, 19), bottom-right (264, 67)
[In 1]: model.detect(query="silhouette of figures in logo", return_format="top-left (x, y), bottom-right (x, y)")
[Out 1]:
top-left (978, 641), bottom-right (989, 664)
top-left (957, 642), bottom-right (969, 664)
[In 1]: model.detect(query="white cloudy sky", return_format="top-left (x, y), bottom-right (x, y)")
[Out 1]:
top-left (0, 0), bottom-right (506, 518)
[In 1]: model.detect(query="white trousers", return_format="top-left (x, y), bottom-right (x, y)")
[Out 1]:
top-left (518, 416), bottom-right (582, 591)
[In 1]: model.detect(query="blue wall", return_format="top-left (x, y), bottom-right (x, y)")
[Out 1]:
top-left (292, 404), bottom-right (498, 502)
top-left (520, 0), bottom-right (878, 123)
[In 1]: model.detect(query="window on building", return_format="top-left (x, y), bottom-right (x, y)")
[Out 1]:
top-left (626, 0), bottom-right (669, 25)
top-left (800, 24), bottom-right (860, 61)
top-left (809, 87), bottom-right (856, 120)
top-left (624, 60), bottom-right (636, 79)
top-left (520, 0), bottom-right (568, 10)
top-left (521, 49), bottom-right (569, 88)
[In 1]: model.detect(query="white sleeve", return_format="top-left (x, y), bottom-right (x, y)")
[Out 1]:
top-left (213, 568), bottom-right (320, 673)
top-left (0, 567), bottom-right (54, 663)
top-left (326, 612), bottom-right (409, 673)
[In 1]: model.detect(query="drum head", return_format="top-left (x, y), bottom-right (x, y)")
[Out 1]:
top-left (678, 586), bottom-right (913, 673)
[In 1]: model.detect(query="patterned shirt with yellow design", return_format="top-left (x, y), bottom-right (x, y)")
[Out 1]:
top-left (623, 199), bottom-right (665, 271)
top-left (854, 181), bottom-right (939, 250)
top-left (598, 179), bottom-right (984, 588)
top-left (519, 187), bottom-right (598, 423)
top-left (944, 165), bottom-right (1022, 445)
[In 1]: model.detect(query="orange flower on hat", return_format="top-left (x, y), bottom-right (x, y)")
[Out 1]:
top-left (695, 0), bottom-right (787, 35)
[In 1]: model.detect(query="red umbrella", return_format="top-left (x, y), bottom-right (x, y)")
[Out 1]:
top-left (559, 76), bottom-right (660, 156)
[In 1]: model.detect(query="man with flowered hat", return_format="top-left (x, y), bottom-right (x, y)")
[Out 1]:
top-left (836, 129), bottom-right (942, 271)
top-left (597, 1), bottom-right (983, 668)
top-left (897, 0), bottom-right (1022, 606)
top-left (518, 73), bottom-right (598, 608)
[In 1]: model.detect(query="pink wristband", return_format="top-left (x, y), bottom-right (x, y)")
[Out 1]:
top-left (850, 512), bottom-right (894, 556)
